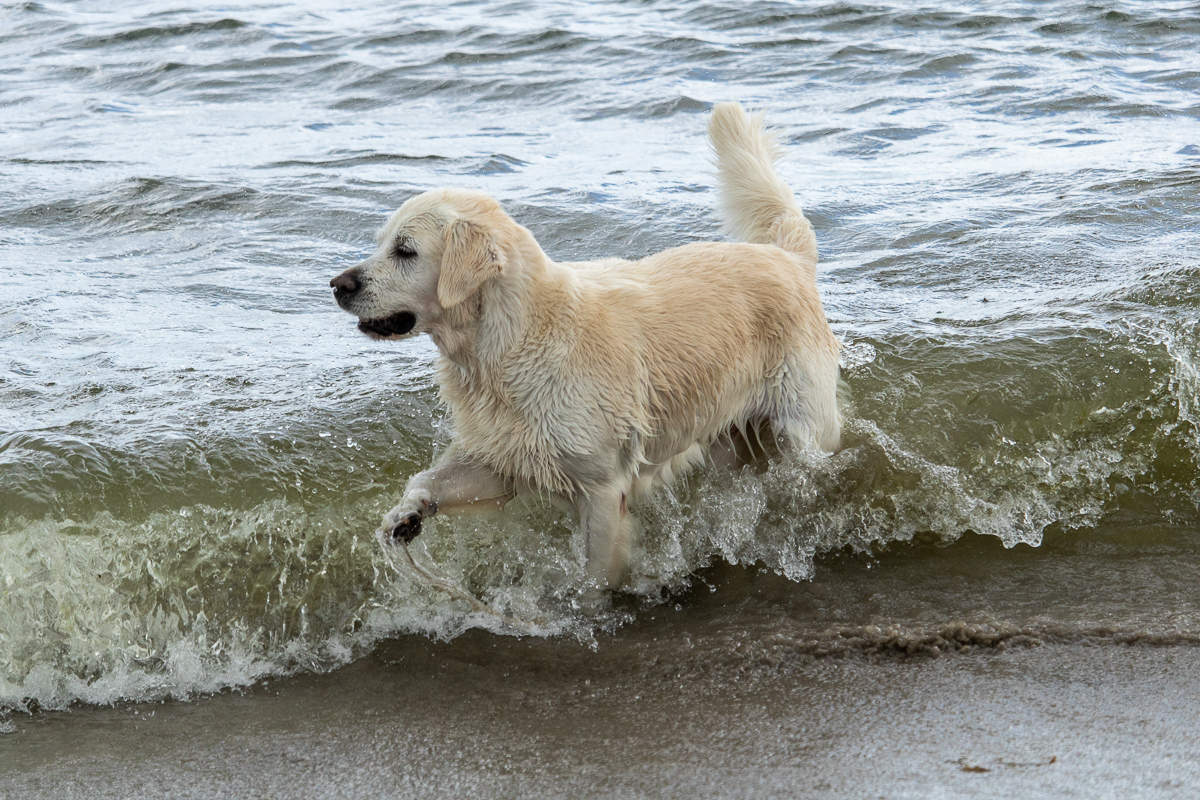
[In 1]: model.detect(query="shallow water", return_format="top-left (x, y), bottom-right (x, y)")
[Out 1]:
top-left (1, 0), bottom-right (1198, 714)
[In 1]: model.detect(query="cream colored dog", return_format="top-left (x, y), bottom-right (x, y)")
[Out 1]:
top-left (330, 103), bottom-right (840, 596)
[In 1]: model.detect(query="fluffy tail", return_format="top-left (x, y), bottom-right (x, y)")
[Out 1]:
top-left (708, 102), bottom-right (817, 266)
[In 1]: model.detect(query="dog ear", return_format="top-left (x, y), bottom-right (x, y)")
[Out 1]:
top-left (439, 219), bottom-right (506, 308)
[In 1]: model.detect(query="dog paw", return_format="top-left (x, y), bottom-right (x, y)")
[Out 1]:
top-left (389, 512), bottom-right (423, 543)
top-left (380, 496), bottom-right (438, 544)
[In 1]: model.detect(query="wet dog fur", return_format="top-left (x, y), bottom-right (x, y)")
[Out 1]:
top-left (330, 103), bottom-right (840, 599)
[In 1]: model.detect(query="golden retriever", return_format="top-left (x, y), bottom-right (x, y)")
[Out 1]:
top-left (330, 103), bottom-right (840, 598)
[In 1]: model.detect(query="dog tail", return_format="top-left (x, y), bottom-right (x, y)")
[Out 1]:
top-left (708, 102), bottom-right (817, 266)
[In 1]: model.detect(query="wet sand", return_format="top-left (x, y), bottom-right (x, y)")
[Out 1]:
top-left (1, 636), bottom-right (1196, 798)
top-left (3, 534), bottom-right (1199, 799)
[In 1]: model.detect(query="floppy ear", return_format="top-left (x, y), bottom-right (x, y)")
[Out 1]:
top-left (438, 219), bottom-right (506, 308)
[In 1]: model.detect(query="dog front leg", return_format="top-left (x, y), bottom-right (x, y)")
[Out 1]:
top-left (578, 484), bottom-right (631, 593)
top-left (379, 452), bottom-right (512, 543)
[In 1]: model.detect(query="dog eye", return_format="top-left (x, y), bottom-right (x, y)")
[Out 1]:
top-left (394, 242), bottom-right (417, 260)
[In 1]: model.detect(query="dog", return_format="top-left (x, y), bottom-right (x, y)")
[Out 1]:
top-left (330, 103), bottom-right (840, 597)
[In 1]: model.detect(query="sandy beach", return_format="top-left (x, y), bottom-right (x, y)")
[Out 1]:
top-left (3, 634), bottom-right (1197, 799)
top-left (4, 536), bottom-right (1198, 799)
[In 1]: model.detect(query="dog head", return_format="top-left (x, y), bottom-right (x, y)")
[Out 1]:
top-left (330, 188), bottom-right (512, 341)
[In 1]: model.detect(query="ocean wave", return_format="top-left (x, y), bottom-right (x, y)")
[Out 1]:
top-left (3, 328), bottom-right (1196, 715)
top-left (3, 251), bottom-right (1198, 713)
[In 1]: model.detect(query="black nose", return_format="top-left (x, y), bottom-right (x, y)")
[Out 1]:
top-left (330, 269), bottom-right (361, 300)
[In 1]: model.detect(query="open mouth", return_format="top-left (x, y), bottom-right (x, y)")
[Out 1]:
top-left (357, 311), bottom-right (416, 337)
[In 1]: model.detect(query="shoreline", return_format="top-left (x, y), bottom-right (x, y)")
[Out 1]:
top-left (3, 624), bottom-right (1197, 798)
top-left (4, 533), bottom-right (1200, 798)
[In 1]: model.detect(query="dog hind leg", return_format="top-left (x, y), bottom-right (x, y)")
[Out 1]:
top-left (768, 356), bottom-right (841, 455)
